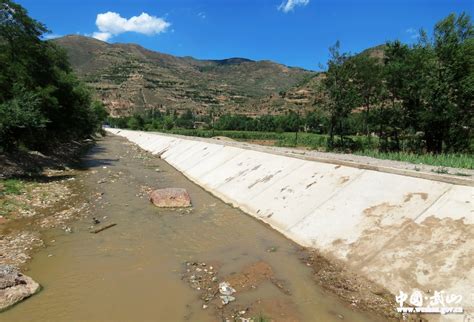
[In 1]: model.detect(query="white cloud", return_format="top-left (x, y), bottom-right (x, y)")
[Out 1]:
top-left (43, 33), bottom-right (62, 40)
top-left (92, 32), bottom-right (112, 41)
top-left (278, 0), bottom-right (309, 13)
top-left (197, 12), bottom-right (206, 19)
top-left (406, 27), bottom-right (420, 39)
top-left (92, 11), bottom-right (170, 41)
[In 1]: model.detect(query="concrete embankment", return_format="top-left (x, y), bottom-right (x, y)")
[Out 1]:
top-left (107, 129), bottom-right (473, 319)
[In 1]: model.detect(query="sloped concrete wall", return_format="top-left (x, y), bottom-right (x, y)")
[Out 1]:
top-left (107, 129), bottom-right (473, 319)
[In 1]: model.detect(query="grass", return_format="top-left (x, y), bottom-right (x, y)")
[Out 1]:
top-left (157, 129), bottom-right (381, 150)
top-left (0, 179), bottom-right (26, 196)
top-left (252, 313), bottom-right (271, 322)
top-left (354, 151), bottom-right (474, 170)
top-left (0, 199), bottom-right (20, 217)
top-left (0, 179), bottom-right (28, 217)
top-left (151, 129), bottom-right (473, 170)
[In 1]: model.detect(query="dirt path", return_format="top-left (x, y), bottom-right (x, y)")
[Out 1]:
top-left (1, 135), bottom-right (388, 321)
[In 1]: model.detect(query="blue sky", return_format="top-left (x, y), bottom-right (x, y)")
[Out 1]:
top-left (16, 0), bottom-right (473, 70)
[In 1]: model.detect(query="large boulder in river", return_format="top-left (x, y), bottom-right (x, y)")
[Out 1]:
top-left (0, 265), bottom-right (40, 311)
top-left (149, 188), bottom-right (192, 208)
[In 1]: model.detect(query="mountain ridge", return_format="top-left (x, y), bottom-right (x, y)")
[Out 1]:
top-left (53, 35), bottom-right (317, 116)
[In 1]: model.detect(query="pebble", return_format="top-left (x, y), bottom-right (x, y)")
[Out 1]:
top-left (220, 295), bottom-right (236, 305)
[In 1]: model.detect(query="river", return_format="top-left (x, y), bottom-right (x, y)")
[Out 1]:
top-left (1, 135), bottom-right (381, 321)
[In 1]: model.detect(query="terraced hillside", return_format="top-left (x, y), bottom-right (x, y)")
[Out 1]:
top-left (253, 45), bottom-right (386, 114)
top-left (53, 35), bottom-right (316, 117)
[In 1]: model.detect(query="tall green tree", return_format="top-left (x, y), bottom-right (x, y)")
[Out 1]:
top-left (431, 12), bottom-right (473, 152)
top-left (0, 0), bottom-right (107, 151)
top-left (351, 54), bottom-right (383, 137)
top-left (322, 41), bottom-right (361, 148)
top-left (382, 13), bottom-right (473, 153)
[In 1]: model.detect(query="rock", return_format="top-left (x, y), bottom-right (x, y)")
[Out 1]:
top-left (0, 265), bottom-right (40, 311)
top-left (219, 282), bottom-right (236, 296)
top-left (220, 295), bottom-right (236, 305)
top-left (149, 188), bottom-right (192, 208)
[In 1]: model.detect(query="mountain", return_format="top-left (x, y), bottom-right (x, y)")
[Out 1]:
top-left (252, 44), bottom-right (387, 114)
top-left (53, 35), bottom-right (317, 117)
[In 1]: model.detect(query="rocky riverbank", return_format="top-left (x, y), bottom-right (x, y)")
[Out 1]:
top-left (0, 265), bottom-right (40, 312)
top-left (1, 134), bottom-right (401, 321)
top-left (0, 139), bottom-right (98, 310)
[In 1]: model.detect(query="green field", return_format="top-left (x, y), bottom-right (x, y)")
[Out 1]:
top-left (155, 129), bottom-right (474, 170)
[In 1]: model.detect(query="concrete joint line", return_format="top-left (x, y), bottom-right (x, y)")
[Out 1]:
top-left (411, 185), bottom-right (453, 223)
top-left (180, 149), bottom-right (247, 181)
top-left (247, 162), bottom-right (308, 203)
top-left (138, 131), bottom-right (473, 187)
top-left (211, 151), bottom-right (288, 191)
top-left (285, 170), bottom-right (367, 232)
top-left (180, 145), bottom-right (224, 173)
top-left (154, 144), bottom-right (171, 156)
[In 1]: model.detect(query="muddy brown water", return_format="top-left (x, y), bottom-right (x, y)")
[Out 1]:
top-left (1, 135), bottom-right (382, 321)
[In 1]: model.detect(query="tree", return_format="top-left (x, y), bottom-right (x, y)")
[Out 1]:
top-left (322, 41), bottom-right (361, 148)
top-left (351, 54), bottom-right (383, 137)
top-left (0, 1), bottom-right (47, 67)
top-left (382, 13), bottom-right (473, 153)
top-left (163, 116), bottom-right (175, 130)
top-left (304, 110), bottom-right (322, 133)
top-left (0, 0), bottom-right (108, 151)
top-left (175, 109), bottom-right (195, 129)
top-left (431, 12), bottom-right (473, 152)
top-left (380, 40), bottom-right (417, 151)
top-left (0, 90), bottom-right (46, 149)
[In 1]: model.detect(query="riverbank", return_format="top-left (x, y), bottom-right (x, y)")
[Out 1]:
top-left (0, 139), bottom-right (100, 269)
top-left (0, 140), bottom-right (101, 312)
top-left (1, 135), bottom-right (390, 321)
top-left (0, 168), bottom-right (93, 268)
top-left (108, 129), bottom-right (473, 322)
